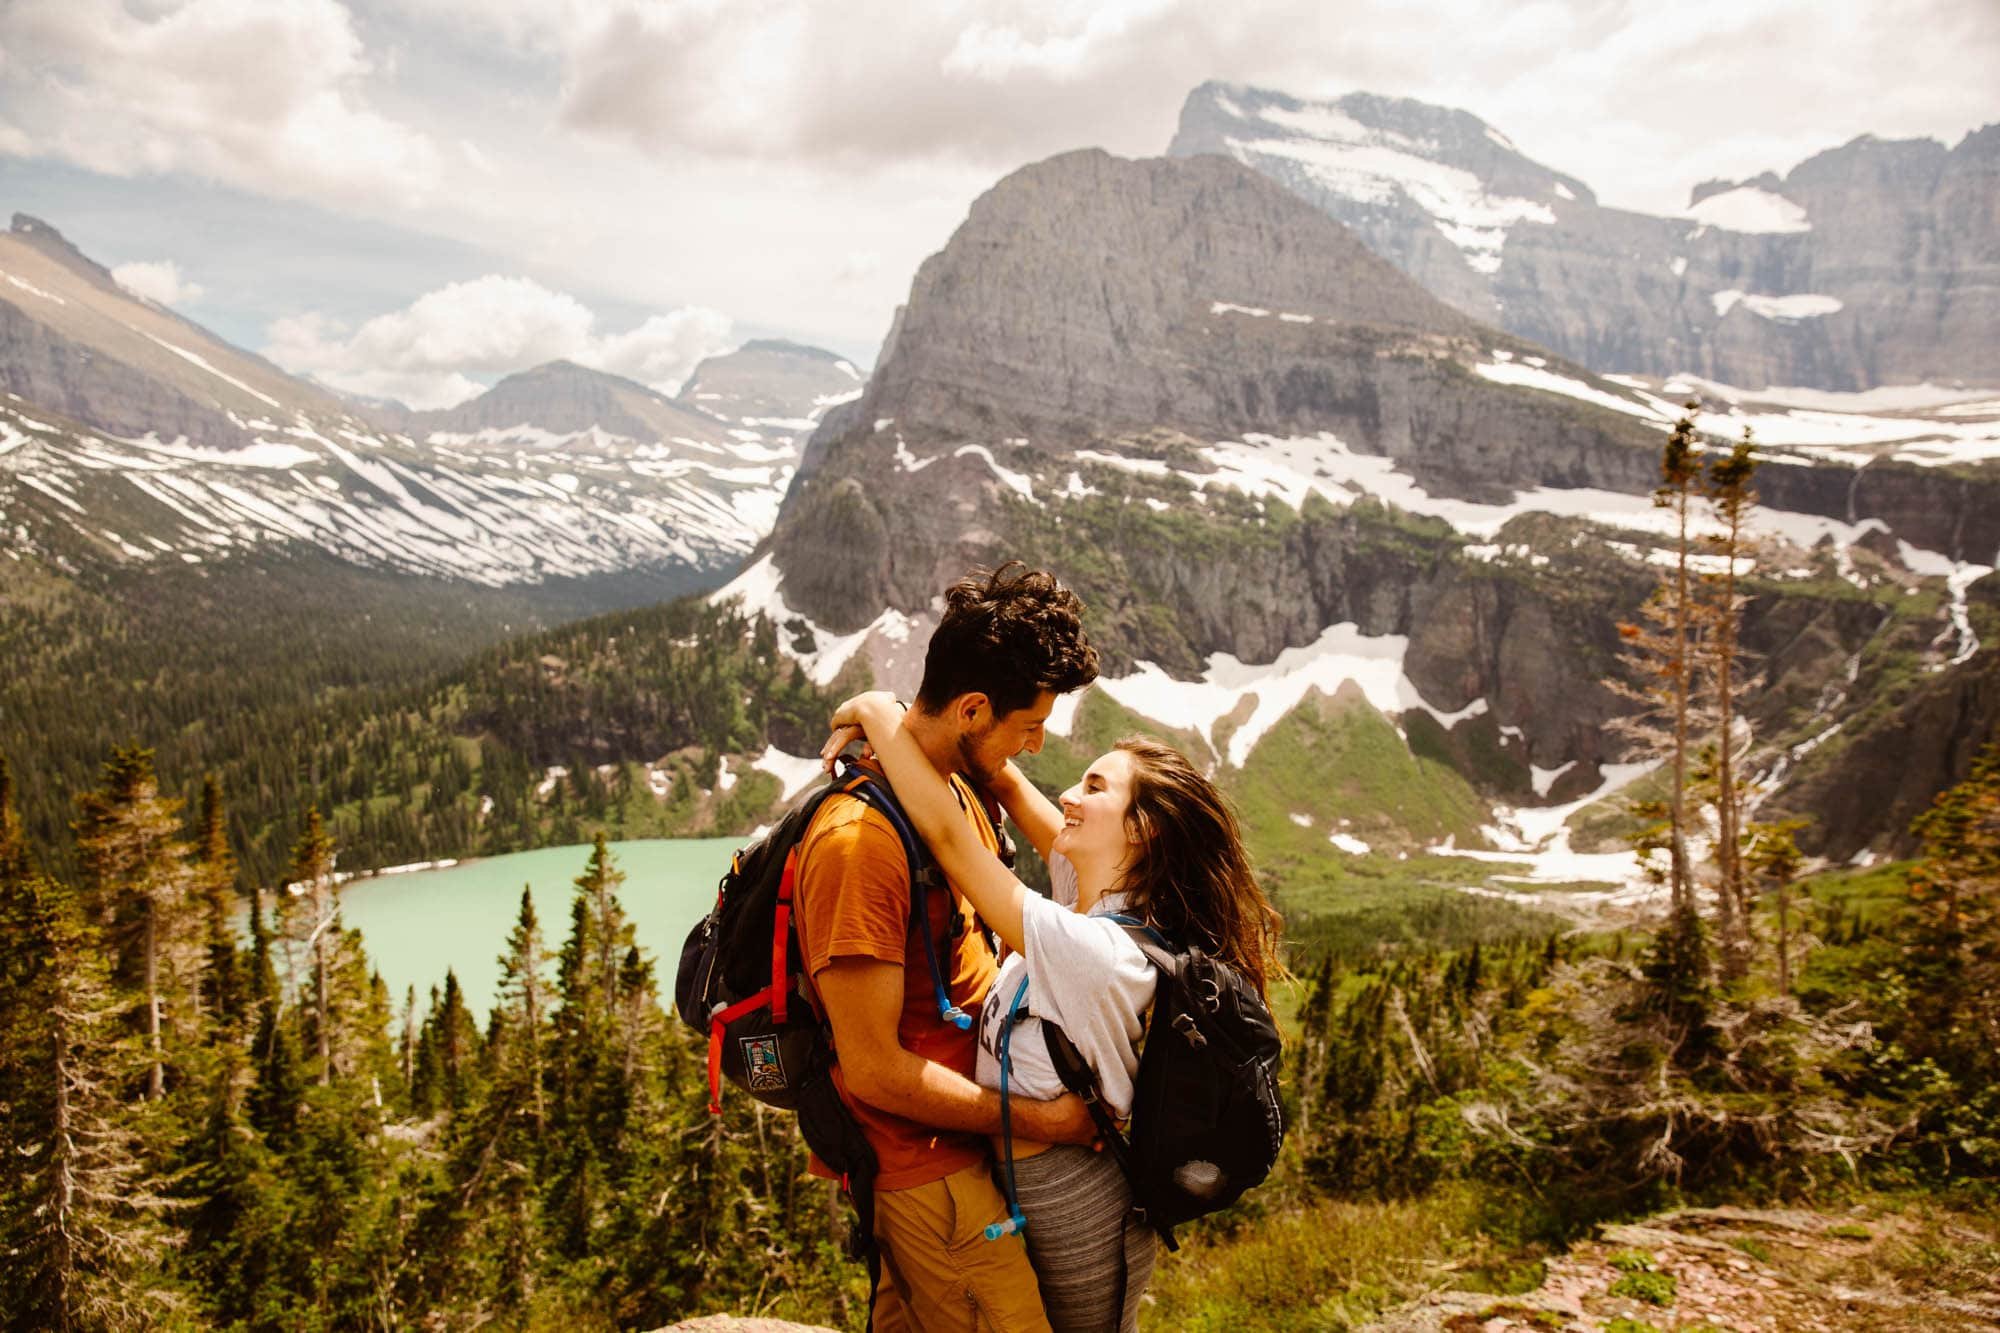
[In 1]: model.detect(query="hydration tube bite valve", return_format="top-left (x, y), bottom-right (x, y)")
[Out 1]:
top-left (984, 1210), bottom-right (1028, 1241)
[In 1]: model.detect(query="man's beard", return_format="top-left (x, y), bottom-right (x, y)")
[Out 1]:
top-left (955, 725), bottom-right (1004, 787)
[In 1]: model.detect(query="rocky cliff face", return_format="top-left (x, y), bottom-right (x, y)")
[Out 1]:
top-left (1169, 84), bottom-right (2000, 392)
top-left (753, 147), bottom-right (2000, 857)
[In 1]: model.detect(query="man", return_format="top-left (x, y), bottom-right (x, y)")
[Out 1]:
top-left (795, 563), bottom-right (1100, 1332)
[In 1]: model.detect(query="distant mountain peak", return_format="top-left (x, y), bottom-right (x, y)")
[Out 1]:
top-left (8, 212), bottom-right (120, 292)
top-left (1171, 82), bottom-right (1999, 391)
top-left (736, 338), bottom-right (847, 361)
top-left (1176, 82), bottom-right (1597, 209)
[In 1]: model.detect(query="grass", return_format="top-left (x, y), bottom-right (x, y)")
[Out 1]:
top-left (1607, 1269), bottom-right (1677, 1305)
top-left (1873, 1210), bottom-right (2000, 1298)
top-left (1141, 1190), bottom-right (1504, 1331)
top-left (1225, 685), bottom-right (1489, 856)
top-left (1017, 686), bottom-right (1215, 792)
top-left (1729, 1236), bottom-right (1772, 1263)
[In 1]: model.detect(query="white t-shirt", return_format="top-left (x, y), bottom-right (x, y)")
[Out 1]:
top-left (973, 850), bottom-right (1157, 1118)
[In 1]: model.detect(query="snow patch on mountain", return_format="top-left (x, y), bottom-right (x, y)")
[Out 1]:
top-left (1713, 290), bottom-right (1843, 321)
top-left (141, 333), bottom-right (281, 408)
top-left (1230, 128), bottom-right (1555, 275)
top-left (1089, 620), bottom-right (1476, 768)
top-left (1438, 760), bottom-right (1659, 906)
top-left (753, 745), bottom-right (825, 801)
top-left (1474, 359), bottom-right (1664, 420)
top-left (708, 553), bottom-right (921, 687)
top-left (1685, 186), bottom-right (1812, 234)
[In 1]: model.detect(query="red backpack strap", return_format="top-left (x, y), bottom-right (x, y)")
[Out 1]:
top-left (770, 846), bottom-right (799, 1022)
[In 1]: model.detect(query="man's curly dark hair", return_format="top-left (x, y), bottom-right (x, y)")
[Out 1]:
top-left (915, 562), bottom-right (1099, 718)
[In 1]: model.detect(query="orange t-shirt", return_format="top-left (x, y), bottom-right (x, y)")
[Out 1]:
top-left (794, 768), bottom-right (1001, 1191)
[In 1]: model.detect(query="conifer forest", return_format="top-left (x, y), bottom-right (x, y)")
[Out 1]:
top-left (2, 422), bottom-right (1997, 1330)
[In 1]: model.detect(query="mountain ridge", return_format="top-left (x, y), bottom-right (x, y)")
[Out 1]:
top-left (746, 144), bottom-right (2000, 859)
top-left (1169, 82), bottom-right (2000, 392)
top-left (0, 217), bottom-right (851, 590)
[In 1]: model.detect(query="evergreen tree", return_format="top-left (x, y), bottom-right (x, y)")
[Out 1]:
top-left (0, 754), bottom-right (28, 883)
top-left (194, 774), bottom-right (247, 1038)
top-left (281, 808), bottom-right (341, 1084)
top-left (1906, 741), bottom-right (2000, 1119)
top-left (1700, 430), bottom-right (1761, 977)
top-left (446, 968), bottom-right (483, 1114)
top-left (73, 746), bottom-right (197, 1100)
top-left (494, 886), bottom-right (551, 1135)
top-left (1609, 412), bottom-right (1704, 916)
top-left (1745, 818), bottom-right (1807, 997)
top-left (0, 873), bottom-right (183, 1329)
top-left (577, 830), bottom-right (631, 1012)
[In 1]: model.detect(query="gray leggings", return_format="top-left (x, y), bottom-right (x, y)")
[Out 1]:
top-left (1010, 1144), bottom-right (1157, 1333)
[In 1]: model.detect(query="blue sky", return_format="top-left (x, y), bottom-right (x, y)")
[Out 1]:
top-left (1, 0), bottom-right (1994, 408)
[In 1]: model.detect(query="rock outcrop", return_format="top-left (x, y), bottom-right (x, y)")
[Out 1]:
top-left (1169, 83), bottom-right (2000, 392)
top-left (759, 146), bottom-right (2000, 856)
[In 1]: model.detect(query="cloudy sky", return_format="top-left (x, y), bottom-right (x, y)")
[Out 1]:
top-left (1, 0), bottom-right (1994, 408)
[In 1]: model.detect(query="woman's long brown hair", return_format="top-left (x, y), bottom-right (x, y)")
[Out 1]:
top-left (1113, 736), bottom-right (1285, 999)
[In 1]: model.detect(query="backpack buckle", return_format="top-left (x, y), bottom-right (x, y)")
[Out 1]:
top-left (1172, 1012), bottom-right (1207, 1048)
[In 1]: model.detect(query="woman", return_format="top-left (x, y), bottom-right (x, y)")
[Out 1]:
top-left (822, 691), bottom-right (1284, 1333)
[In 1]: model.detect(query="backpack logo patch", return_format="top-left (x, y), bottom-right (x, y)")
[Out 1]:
top-left (740, 1035), bottom-right (787, 1093)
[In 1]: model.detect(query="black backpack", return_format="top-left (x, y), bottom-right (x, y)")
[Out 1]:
top-left (1041, 915), bottom-right (1285, 1251)
top-left (673, 758), bottom-right (1007, 1270)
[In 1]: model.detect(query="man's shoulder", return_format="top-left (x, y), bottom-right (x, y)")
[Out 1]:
top-left (800, 790), bottom-right (907, 865)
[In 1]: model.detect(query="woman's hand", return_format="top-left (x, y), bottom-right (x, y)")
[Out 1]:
top-left (819, 690), bottom-right (902, 773)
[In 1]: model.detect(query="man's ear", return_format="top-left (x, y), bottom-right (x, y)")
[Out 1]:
top-left (955, 692), bottom-right (991, 727)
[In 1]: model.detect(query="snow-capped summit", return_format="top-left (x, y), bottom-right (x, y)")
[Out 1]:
top-left (1171, 82), bottom-right (1591, 311)
top-left (1171, 83), bottom-right (2000, 393)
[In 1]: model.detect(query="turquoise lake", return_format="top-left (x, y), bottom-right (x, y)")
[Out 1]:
top-left (333, 839), bottom-right (737, 1021)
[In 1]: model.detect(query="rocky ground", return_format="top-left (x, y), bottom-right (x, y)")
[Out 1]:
top-left (1363, 1205), bottom-right (2000, 1332)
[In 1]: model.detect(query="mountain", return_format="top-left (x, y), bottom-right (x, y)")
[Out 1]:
top-left (0, 213), bottom-right (862, 880)
top-left (676, 338), bottom-right (866, 424)
top-left (1168, 83), bottom-right (2000, 392)
top-left (0, 215), bottom-right (855, 589)
top-left (732, 148), bottom-right (2000, 861)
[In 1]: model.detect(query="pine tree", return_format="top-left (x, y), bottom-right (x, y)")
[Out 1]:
top-left (494, 886), bottom-right (551, 1135)
top-left (281, 808), bottom-right (341, 1084)
top-left (1906, 741), bottom-right (2000, 1102)
top-left (195, 774), bottom-right (246, 1037)
top-left (0, 873), bottom-right (183, 1329)
top-left (1609, 411), bottom-right (1706, 917)
top-left (0, 754), bottom-right (28, 883)
top-left (1745, 819), bottom-right (1807, 996)
top-left (577, 830), bottom-right (631, 1012)
top-left (1701, 430), bottom-right (1762, 977)
top-left (73, 746), bottom-right (197, 1101)
top-left (545, 842), bottom-right (637, 1260)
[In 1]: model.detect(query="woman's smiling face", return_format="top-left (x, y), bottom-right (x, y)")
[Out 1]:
top-left (1053, 749), bottom-right (1139, 875)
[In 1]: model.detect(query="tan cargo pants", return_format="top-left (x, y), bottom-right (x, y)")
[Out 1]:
top-left (870, 1161), bottom-right (1051, 1332)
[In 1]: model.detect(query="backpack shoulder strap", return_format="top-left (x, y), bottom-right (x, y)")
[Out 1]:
top-left (830, 760), bottom-right (973, 1032)
top-left (1101, 912), bottom-right (1180, 978)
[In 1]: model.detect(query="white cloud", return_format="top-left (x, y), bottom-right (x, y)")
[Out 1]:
top-left (263, 275), bottom-right (734, 410)
top-left (592, 310), bottom-right (736, 391)
top-left (454, 0), bottom-right (1997, 217)
top-left (111, 260), bottom-right (205, 307)
top-left (0, 0), bottom-right (438, 208)
top-left (5, 0), bottom-right (1994, 365)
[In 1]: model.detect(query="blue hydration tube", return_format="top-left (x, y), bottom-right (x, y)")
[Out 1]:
top-left (851, 770), bottom-right (973, 1032)
top-left (984, 974), bottom-right (1032, 1241)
